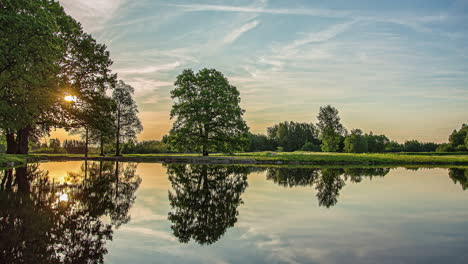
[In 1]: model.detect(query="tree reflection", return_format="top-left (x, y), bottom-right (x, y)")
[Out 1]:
top-left (448, 168), bottom-right (468, 190)
top-left (166, 164), bottom-right (249, 245)
top-left (0, 161), bottom-right (140, 264)
top-left (266, 167), bottom-right (390, 208)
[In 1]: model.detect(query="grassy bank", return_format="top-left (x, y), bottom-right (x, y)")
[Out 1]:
top-left (0, 154), bottom-right (29, 168)
top-left (15, 151), bottom-right (468, 166)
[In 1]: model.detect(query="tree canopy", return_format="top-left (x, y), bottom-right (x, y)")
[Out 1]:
top-left (0, 0), bottom-right (116, 154)
top-left (317, 105), bottom-right (347, 152)
top-left (169, 68), bottom-right (248, 156)
top-left (113, 81), bottom-right (142, 156)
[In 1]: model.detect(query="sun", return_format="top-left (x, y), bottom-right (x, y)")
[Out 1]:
top-left (64, 95), bottom-right (77, 102)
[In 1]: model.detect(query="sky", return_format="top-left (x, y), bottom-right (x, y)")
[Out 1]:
top-left (55, 0), bottom-right (468, 143)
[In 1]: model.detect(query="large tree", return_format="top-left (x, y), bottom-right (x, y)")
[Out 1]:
top-left (0, 0), bottom-right (116, 154)
top-left (316, 105), bottom-right (347, 152)
top-left (169, 68), bottom-right (249, 156)
top-left (113, 81), bottom-right (142, 156)
top-left (0, 0), bottom-right (68, 154)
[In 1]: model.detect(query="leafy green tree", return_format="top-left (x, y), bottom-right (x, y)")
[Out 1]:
top-left (316, 105), bottom-right (347, 152)
top-left (0, 0), bottom-right (70, 154)
top-left (465, 134), bottom-right (468, 150)
top-left (0, 0), bottom-right (116, 154)
top-left (113, 81), bottom-right (142, 156)
top-left (365, 132), bottom-right (389, 153)
top-left (169, 69), bottom-right (249, 156)
top-left (384, 140), bottom-right (404, 152)
top-left (344, 129), bottom-right (368, 153)
top-left (246, 133), bottom-right (277, 152)
top-left (449, 124), bottom-right (468, 148)
top-left (267, 121), bottom-right (320, 152)
top-left (301, 141), bottom-right (321, 151)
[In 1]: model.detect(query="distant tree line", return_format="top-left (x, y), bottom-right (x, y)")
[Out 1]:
top-left (246, 105), bottom-right (443, 153)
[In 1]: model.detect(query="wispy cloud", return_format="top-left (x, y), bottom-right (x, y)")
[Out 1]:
top-left (223, 20), bottom-right (260, 44)
top-left (115, 62), bottom-right (181, 75)
top-left (60, 0), bottom-right (127, 32)
top-left (169, 4), bottom-right (351, 18)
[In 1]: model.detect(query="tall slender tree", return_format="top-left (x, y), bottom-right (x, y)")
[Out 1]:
top-left (316, 105), bottom-right (347, 152)
top-left (113, 81), bottom-right (142, 156)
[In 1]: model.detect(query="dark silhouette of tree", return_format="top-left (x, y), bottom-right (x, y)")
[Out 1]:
top-left (166, 164), bottom-right (249, 245)
top-left (0, 161), bottom-right (140, 263)
top-left (265, 167), bottom-right (390, 208)
top-left (266, 168), bottom-right (319, 187)
top-left (448, 168), bottom-right (468, 190)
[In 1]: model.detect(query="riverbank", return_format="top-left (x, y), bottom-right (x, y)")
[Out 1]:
top-left (2, 151), bottom-right (468, 168)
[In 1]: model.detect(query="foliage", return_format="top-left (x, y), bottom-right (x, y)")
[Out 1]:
top-left (448, 168), bottom-right (468, 190)
top-left (344, 129), bottom-right (368, 153)
top-left (384, 140), bottom-right (404, 152)
top-left (246, 133), bottom-right (277, 152)
top-left (267, 121), bottom-right (320, 152)
top-left (169, 69), bottom-right (248, 156)
top-left (403, 140), bottom-right (439, 152)
top-left (166, 164), bottom-right (249, 245)
top-left (63, 139), bottom-right (87, 154)
top-left (449, 124), bottom-right (468, 147)
top-left (436, 143), bottom-right (455, 153)
top-left (317, 105), bottom-right (347, 152)
top-left (466, 134), bottom-right (468, 150)
top-left (301, 141), bottom-right (321, 151)
top-left (0, 0), bottom-right (116, 154)
top-left (0, 161), bottom-right (140, 263)
top-left (113, 81), bottom-right (142, 156)
top-left (365, 132), bottom-right (389, 153)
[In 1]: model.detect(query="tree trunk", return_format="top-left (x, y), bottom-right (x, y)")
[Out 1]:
top-left (16, 127), bottom-right (31, 154)
top-left (100, 134), bottom-right (104, 156)
top-left (15, 166), bottom-right (29, 193)
top-left (115, 108), bottom-right (121, 156)
top-left (85, 126), bottom-right (89, 158)
top-left (115, 161), bottom-right (119, 198)
top-left (6, 132), bottom-right (17, 154)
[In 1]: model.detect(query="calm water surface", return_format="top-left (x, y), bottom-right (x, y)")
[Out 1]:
top-left (1, 161), bottom-right (467, 263)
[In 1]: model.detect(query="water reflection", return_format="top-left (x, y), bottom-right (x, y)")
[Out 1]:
top-left (0, 161), bottom-right (140, 264)
top-left (448, 168), bottom-right (468, 190)
top-left (266, 167), bottom-right (390, 208)
top-left (165, 164), bottom-right (249, 245)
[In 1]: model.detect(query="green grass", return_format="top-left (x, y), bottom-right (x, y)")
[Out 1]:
top-left (2, 151), bottom-right (468, 167)
top-left (0, 154), bottom-right (29, 168)
top-left (227, 151), bottom-right (468, 165)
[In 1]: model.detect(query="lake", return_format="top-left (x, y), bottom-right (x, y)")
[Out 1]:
top-left (1, 161), bottom-right (467, 263)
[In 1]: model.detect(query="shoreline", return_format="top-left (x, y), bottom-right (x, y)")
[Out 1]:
top-left (2, 152), bottom-right (468, 168)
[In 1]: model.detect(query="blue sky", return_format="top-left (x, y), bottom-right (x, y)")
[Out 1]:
top-left (59, 0), bottom-right (468, 142)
